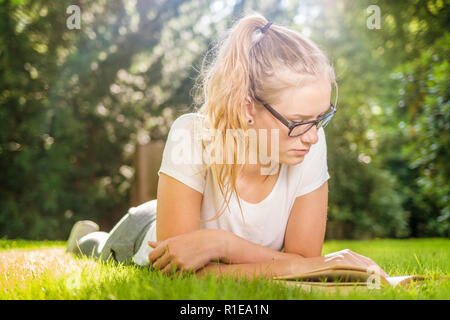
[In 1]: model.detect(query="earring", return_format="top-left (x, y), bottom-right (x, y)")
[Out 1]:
top-left (248, 119), bottom-right (253, 124)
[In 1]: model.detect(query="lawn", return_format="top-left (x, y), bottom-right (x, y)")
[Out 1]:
top-left (1, 238), bottom-right (449, 300)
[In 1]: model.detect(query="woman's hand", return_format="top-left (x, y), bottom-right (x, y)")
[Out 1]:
top-left (148, 229), bottom-right (223, 275)
top-left (322, 249), bottom-right (389, 278)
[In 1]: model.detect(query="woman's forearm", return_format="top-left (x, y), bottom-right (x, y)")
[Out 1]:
top-left (197, 255), bottom-right (328, 280)
top-left (211, 229), bottom-right (305, 265)
top-left (196, 259), bottom-right (295, 280)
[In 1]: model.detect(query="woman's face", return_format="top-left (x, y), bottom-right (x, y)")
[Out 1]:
top-left (252, 78), bottom-right (332, 166)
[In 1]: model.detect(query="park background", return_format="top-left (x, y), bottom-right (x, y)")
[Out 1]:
top-left (0, 0), bottom-right (448, 242)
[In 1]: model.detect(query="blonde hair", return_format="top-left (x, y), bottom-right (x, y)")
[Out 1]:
top-left (192, 13), bottom-right (338, 223)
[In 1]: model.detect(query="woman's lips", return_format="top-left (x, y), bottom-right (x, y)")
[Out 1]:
top-left (291, 149), bottom-right (310, 155)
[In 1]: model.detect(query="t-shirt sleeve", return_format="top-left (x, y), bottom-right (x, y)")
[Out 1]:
top-left (158, 113), bottom-right (206, 194)
top-left (294, 127), bottom-right (330, 198)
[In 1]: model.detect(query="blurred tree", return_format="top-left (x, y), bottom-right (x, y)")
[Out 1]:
top-left (1, 0), bottom-right (200, 239)
top-left (364, 0), bottom-right (450, 237)
top-left (395, 34), bottom-right (449, 236)
top-left (0, 0), bottom-right (79, 238)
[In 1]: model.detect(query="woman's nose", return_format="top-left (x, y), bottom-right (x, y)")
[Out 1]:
top-left (300, 126), bottom-right (319, 145)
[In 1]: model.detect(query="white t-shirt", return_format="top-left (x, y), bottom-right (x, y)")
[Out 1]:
top-left (133, 113), bottom-right (330, 266)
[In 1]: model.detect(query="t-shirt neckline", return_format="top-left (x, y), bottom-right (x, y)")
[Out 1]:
top-left (237, 164), bottom-right (285, 207)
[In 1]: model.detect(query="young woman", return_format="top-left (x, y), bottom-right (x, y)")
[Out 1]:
top-left (67, 14), bottom-right (388, 280)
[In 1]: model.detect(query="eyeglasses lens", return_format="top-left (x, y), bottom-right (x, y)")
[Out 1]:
top-left (289, 123), bottom-right (314, 137)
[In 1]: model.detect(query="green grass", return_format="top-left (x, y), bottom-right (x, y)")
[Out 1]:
top-left (0, 238), bottom-right (66, 250)
top-left (1, 238), bottom-right (449, 299)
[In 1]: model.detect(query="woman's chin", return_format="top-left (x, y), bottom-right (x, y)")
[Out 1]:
top-left (281, 154), bottom-right (306, 166)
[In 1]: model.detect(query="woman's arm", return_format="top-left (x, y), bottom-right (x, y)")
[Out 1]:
top-left (283, 181), bottom-right (328, 257)
top-left (197, 249), bottom-right (389, 280)
top-left (196, 255), bottom-right (331, 280)
top-left (148, 228), bottom-right (302, 273)
top-left (196, 258), bottom-right (300, 280)
top-left (156, 173), bottom-right (202, 240)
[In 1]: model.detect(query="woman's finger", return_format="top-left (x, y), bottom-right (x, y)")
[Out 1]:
top-left (148, 242), bottom-right (166, 264)
top-left (346, 251), bottom-right (388, 278)
top-left (152, 249), bottom-right (171, 270)
top-left (161, 261), bottom-right (178, 275)
top-left (345, 250), bottom-right (372, 267)
top-left (148, 241), bottom-right (159, 248)
top-left (352, 253), bottom-right (381, 271)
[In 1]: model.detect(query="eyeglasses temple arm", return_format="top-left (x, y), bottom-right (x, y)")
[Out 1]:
top-left (254, 96), bottom-right (293, 129)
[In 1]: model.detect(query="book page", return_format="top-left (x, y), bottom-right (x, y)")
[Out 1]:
top-left (385, 275), bottom-right (414, 286)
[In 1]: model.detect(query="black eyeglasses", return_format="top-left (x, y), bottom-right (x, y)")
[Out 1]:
top-left (254, 96), bottom-right (337, 137)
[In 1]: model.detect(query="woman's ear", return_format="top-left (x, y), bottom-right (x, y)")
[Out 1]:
top-left (244, 96), bottom-right (256, 123)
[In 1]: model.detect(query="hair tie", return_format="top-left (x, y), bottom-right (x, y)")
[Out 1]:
top-left (260, 21), bottom-right (273, 33)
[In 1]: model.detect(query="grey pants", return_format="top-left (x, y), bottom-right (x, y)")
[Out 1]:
top-left (75, 200), bottom-right (157, 264)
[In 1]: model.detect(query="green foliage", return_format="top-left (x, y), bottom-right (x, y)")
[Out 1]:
top-left (369, 0), bottom-right (450, 237)
top-left (328, 142), bottom-right (409, 238)
top-left (0, 0), bottom-right (201, 239)
top-left (397, 34), bottom-right (450, 236)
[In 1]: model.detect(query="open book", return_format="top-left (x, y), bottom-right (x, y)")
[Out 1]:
top-left (272, 264), bottom-right (448, 292)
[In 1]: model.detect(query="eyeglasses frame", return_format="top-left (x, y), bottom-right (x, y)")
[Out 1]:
top-left (253, 96), bottom-right (337, 137)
